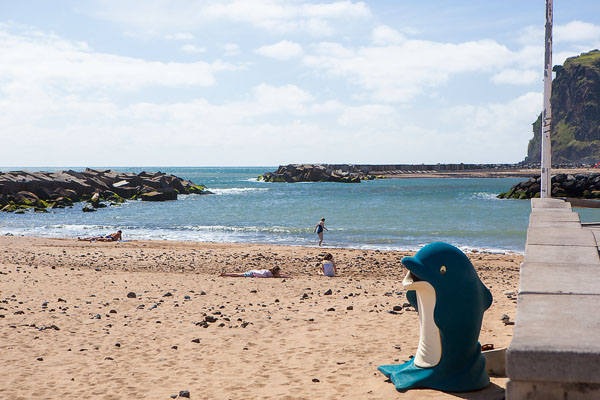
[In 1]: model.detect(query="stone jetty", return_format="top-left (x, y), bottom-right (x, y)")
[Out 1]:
top-left (258, 164), bottom-right (371, 183)
top-left (0, 169), bottom-right (211, 213)
top-left (258, 163), bottom-right (528, 183)
top-left (498, 173), bottom-right (600, 199)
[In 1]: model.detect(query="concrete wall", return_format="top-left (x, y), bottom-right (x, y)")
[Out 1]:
top-left (506, 198), bottom-right (600, 399)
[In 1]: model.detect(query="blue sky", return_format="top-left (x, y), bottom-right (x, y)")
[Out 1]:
top-left (1, 1), bottom-right (599, 166)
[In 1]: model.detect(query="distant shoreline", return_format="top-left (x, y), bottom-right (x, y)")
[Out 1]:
top-left (381, 167), bottom-right (599, 179)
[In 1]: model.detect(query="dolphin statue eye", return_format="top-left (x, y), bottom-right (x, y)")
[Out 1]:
top-left (440, 265), bottom-right (447, 275)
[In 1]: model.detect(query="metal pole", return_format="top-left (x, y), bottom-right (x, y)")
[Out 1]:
top-left (541, 0), bottom-right (553, 198)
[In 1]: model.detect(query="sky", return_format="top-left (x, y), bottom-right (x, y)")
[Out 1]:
top-left (1, 1), bottom-right (600, 167)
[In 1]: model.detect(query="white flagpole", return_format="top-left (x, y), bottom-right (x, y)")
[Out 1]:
top-left (541, 0), bottom-right (553, 198)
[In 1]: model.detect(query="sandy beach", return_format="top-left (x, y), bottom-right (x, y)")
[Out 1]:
top-left (0, 236), bottom-right (521, 399)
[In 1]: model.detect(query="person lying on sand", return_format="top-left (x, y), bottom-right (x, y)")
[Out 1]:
top-left (78, 230), bottom-right (122, 242)
top-left (220, 265), bottom-right (291, 278)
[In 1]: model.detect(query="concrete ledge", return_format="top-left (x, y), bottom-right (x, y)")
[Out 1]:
top-left (526, 227), bottom-right (597, 247)
top-left (528, 211), bottom-right (581, 228)
top-left (507, 294), bottom-right (600, 384)
top-left (528, 220), bottom-right (582, 229)
top-left (507, 380), bottom-right (600, 400)
top-left (519, 262), bottom-right (600, 295)
top-left (529, 211), bottom-right (580, 222)
top-left (531, 198), bottom-right (573, 209)
top-left (524, 243), bottom-right (600, 264)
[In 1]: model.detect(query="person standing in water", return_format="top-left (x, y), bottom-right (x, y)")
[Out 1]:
top-left (314, 218), bottom-right (328, 246)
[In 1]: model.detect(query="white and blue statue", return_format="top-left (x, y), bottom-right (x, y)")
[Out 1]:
top-left (379, 242), bottom-right (493, 392)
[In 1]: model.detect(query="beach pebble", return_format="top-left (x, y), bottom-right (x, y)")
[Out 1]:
top-left (324, 289), bottom-right (332, 295)
top-left (503, 290), bottom-right (516, 296)
top-left (126, 292), bottom-right (136, 299)
top-left (346, 306), bottom-right (353, 310)
top-left (312, 378), bottom-right (320, 383)
top-left (37, 357), bottom-right (43, 361)
top-left (392, 305), bottom-right (403, 312)
top-left (179, 390), bottom-right (191, 398)
top-left (191, 338), bottom-right (200, 343)
top-left (171, 346), bottom-right (178, 350)
top-left (327, 307), bottom-right (335, 312)
top-left (163, 292), bottom-right (173, 297)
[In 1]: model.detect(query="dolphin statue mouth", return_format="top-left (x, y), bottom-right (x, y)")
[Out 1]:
top-left (402, 268), bottom-right (442, 368)
top-left (402, 270), bottom-right (422, 287)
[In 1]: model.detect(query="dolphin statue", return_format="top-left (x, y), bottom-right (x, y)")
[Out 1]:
top-left (378, 242), bottom-right (493, 392)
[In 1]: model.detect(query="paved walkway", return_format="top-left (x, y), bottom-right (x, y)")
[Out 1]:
top-left (506, 198), bottom-right (600, 399)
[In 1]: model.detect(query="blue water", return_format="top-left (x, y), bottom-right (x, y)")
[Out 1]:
top-left (3, 167), bottom-right (600, 253)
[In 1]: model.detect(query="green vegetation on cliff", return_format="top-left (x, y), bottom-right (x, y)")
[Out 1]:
top-left (525, 50), bottom-right (600, 164)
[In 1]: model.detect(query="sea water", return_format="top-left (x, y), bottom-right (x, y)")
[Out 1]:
top-left (3, 167), bottom-right (600, 253)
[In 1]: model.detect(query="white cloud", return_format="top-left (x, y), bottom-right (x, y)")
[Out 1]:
top-left (371, 25), bottom-right (405, 45)
top-left (253, 83), bottom-right (314, 112)
top-left (181, 44), bottom-right (206, 54)
top-left (0, 28), bottom-right (229, 91)
top-left (256, 40), bottom-right (302, 60)
top-left (222, 43), bottom-right (241, 56)
top-left (556, 21), bottom-right (600, 43)
top-left (304, 39), bottom-right (514, 102)
top-left (165, 32), bottom-right (194, 40)
top-left (492, 69), bottom-right (540, 85)
top-left (338, 104), bottom-right (395, 126)
top-left (437, 92), bottom-right (542, 162)
top-left (89, 0), bottom-right (371, 36)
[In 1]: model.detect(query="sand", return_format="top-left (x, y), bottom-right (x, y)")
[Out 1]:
top-left (0, 236), bottom-right (521, 399)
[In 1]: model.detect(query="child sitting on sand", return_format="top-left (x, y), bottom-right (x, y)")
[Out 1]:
top-left (320, 253), bottom-right (336, 277)
top-left (220, 265), bottom-right (291, 278)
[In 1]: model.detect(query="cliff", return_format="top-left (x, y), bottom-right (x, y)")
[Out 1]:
top-left (525, 50), bottom-right (600, 164)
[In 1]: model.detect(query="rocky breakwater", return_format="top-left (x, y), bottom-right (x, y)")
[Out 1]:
top-left (258, 164), bottom-right (382, 183)
top-left (498, 173), bottom-right (600, 199)
top-left (0, 169), bottom-right (212, 213)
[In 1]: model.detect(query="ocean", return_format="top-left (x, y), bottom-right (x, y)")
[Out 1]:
top-left (3, 167), bottom-right (600, 253)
